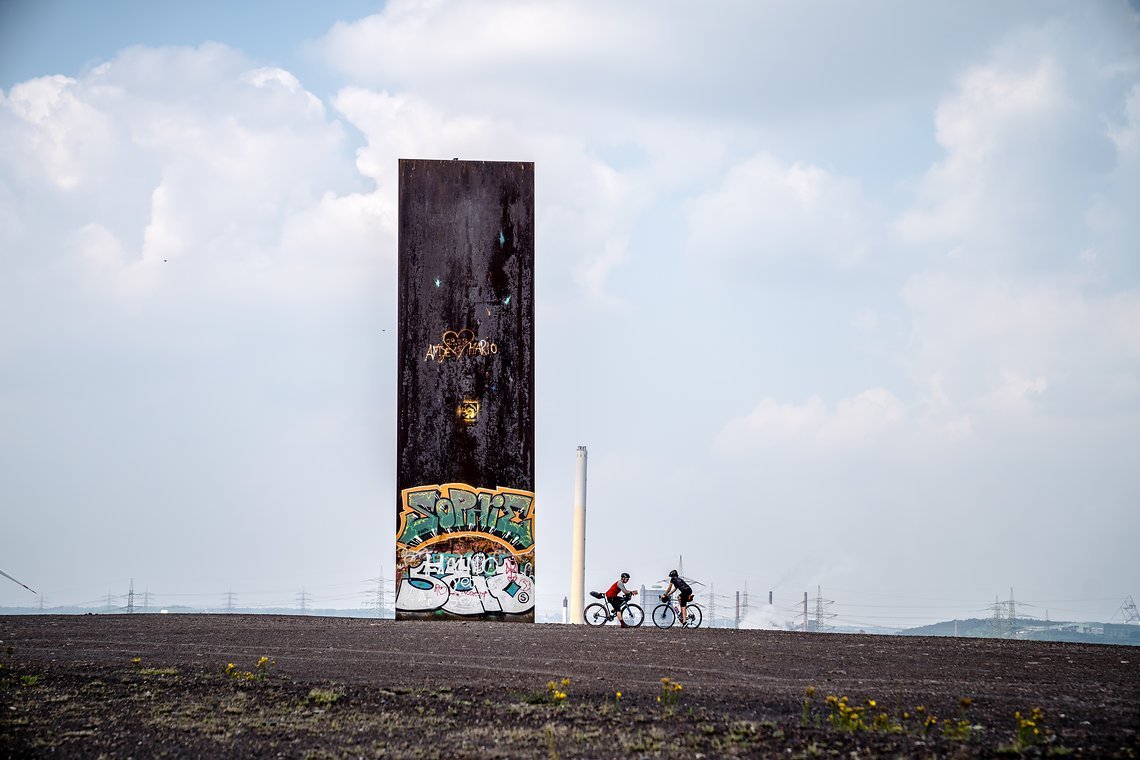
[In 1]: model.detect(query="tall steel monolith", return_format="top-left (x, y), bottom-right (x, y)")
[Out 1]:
top-left (395, 159), bottom-right (535, 622)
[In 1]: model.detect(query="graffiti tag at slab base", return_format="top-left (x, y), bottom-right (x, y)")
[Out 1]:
top-left (395, 483), bottom-right (536, 618)
top-left (396, 549), bottom-right (534, 616)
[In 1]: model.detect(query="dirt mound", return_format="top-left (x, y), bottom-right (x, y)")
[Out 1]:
top-left (2, 614), bottom-right (1137, 757)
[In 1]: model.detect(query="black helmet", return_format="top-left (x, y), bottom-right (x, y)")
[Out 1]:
top-left (620, 572), bottom-right (630, 580)
top-left (668, 569), bottom-right (678, 577)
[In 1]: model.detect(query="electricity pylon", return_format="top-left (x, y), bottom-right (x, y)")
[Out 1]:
top-left (1116, 595), bottom-right (1139, 624)
top-left (813, 586), bottom-right (836, 633)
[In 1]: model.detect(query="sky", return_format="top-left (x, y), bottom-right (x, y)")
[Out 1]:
top-left (1, 0), bottom-right (1138, 630)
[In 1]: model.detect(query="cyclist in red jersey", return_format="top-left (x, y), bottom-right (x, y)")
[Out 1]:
top-left (605, 572), bottom-right (638, 628)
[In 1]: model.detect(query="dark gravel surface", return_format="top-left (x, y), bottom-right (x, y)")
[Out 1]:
top-left (2, 614), bottom-right (1137, 757)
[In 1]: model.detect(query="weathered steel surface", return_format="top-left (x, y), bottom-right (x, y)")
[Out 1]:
top-left (396, 159), bottom-right (535, 622)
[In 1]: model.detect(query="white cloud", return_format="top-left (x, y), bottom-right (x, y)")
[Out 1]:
top-left (713, 387), bottom-right (908, 453)
top-left (0, 44), bottom-right (406, 606)
top-left (1106, 84), bottom-right (1140, 155)
top-left (313, 0), bottom-right (1074, 133)
top-left (853, 307), bottom-right (879, 332)
top-left (878, 16), bottom-right (1140, 443)
top-left (685, 152), bottom-right (875, 269)
top-left (74, 222), bottom-right (126, 271)
top-left (977, 370), bottom-right (1047, 414)
top-left (240, 67), bottom-right (326, 119)
top-left (895, 15), bottom-right (1140, 274)
top-left (317, 0), bottom-right (644, 87)
top-left (714, 265), bottom-right (1140, 457)
top-left (901, 272), bottom-right (1140, 410)
top-left (1087, 83), bottom-right (1140, 280)
top-left (0, 44), bottom-right (379, 305)
top-left (330, 86), bottom-right (649, 306)
top-left (71, 222), bottom-right (160, 299)
top-left (2, 74), bottom-right (116, 191)
top-left (895, 59), bottom-right (1074, 252)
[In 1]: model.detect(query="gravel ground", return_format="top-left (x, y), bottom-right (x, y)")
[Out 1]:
top-left (1, 614), bottom-right (1138, 757)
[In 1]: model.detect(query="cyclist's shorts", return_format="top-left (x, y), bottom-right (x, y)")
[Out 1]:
top-left (679, 590), bottom-right (693, 605)
top-left (608, 596), bottom-right (624, 612)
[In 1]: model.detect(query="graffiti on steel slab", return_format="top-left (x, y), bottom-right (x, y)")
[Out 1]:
top-left (396, 549), bottom-right (534, 615)
top-left (456, 399), bottom-right (480, 424)
top-left (396, 483), bottom-right (534, 553)
top-left (424, 328), bottom-right (499, 363)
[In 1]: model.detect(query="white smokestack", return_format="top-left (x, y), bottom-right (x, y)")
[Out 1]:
top-left (569, 446), bottom-right (588, 624)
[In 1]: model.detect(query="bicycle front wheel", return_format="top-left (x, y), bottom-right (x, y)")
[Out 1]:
top-left (682, 604), bottom-right (703, 629)
top-left (623, 603), bottom-right (644, 628)
top-left (584, 603), bottom-right (610, 627)
top-left (652, 604), bottom-right (676, 629)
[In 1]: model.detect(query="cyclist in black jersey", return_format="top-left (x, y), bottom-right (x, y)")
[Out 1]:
top-left (661, 569), bottom-right (694, 627)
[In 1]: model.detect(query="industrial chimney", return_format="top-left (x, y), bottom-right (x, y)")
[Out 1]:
top-left (569, 446), bottom-right (588, 624)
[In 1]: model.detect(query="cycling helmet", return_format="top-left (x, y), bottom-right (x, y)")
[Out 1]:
top-left (620, 572), bottom-right (630, 580)
top-left (668, 569), bottom-right (678, 577)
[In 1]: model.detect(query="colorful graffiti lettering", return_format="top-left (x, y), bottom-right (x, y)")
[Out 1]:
top-left (395, 550), bottom-right (534, 616)
top-left (397, 484), bottom-right (534, 554)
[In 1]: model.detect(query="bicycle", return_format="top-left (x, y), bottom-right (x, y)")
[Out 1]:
top-left (652, 594), bottom-right (703, 629)
top-left (584, 591), bottom-right (644, 627)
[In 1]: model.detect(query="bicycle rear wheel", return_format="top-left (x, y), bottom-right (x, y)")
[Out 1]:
top-left (584, 603), bottom-right (610, 627)
top-left (682, 604), bottom-right (703, 629)
top-left (652, 604), bottom-right (675, 628)
top-left (623, 603), bottom-right (644, 627)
